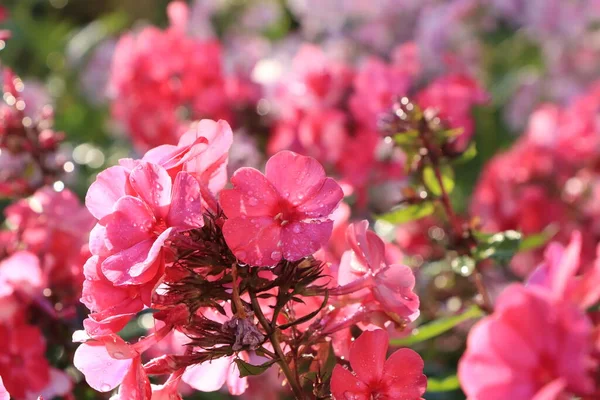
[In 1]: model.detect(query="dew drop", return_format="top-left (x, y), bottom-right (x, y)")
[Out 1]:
top-left (271, 251), bottom-right (282, 260)
top-left (100, 383), bottom-right (112, 392)
top-left (292, 225), bottom-right (301, 233)
top-left (248, 197), bottom-right (258, 206)
top-left (112, 351), bottom-right (124, 359)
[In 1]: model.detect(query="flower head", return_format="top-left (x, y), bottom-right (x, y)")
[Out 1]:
top-left (220, 150), bottom-right (343, 266)
top-left (330, 329), bottom-right (427, 400)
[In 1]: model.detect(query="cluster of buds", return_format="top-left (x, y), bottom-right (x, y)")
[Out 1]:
top-left (0, 68), bottom-right (65, 198)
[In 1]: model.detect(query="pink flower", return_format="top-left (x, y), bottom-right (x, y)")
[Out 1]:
top-left (458, 284), bottom-right (596, 400)
top-left (86, 161), bottom-right (204, 286)
top-left (0, 251), bottom-right (44, 321)
top-left (527, 231), bottom-right (600, 309)
top-left (336, 221), bottom-right (420, 323)
top-left (220, 150), bottom-right (343, 266)
top-left (182, 354), bottom-right (248, 396)
top-left (330, 329), bottom-right (427, 400)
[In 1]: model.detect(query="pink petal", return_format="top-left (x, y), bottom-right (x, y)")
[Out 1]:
top-left (295, 177), bottom-right (343, 218)
top-left (36, 368), bottom-right (73, 400)
top-left (531, 379), bottom-right (567, 400)
top-left (0, 251), bottom-right (43, 293)
top-left (129, 162), bottom-right (173, 219)
top-left (89, 223), bottom-right (110, 257)
top-left (86, 166), bottom-right (130, 220)
top-left (167, 1), bottom-right (189, 31)
top-left (222, 217), bottom-right (282, 266)
top-left (227, 355), bottom-right (249, 395)
top-left (281, 220), bottom-right (333, 261)
top-left (551, 232), bottom-right (581, 298)
top-left (346, 221), bottom-right (386, 271)
top-left (73, 343), bottom-right (133, 392)
top-left (167, 172), bottom-right (204, 229)
top-left (182, 356), bottom-right (230, 392)
top-left (142, 136), bottom-right (208, 173)
top-left (380, 348), bottom-right (427, 399)
top-left (220, 168), bottom-right (280, 219)
top-left (265, 150), bottom-right (327, 207)
top-left (330, 365), bottom-right (371, 400)
top-left (0, 376), bottom-right (9, 400)
top-left (349, 329), bottom-right (388, 386)
top-left (103, 196), bottom-right (155, 252)
top-left (118, 357), bottom-right (152, 400)
top-left (101, 229), bottom-right (170, 285)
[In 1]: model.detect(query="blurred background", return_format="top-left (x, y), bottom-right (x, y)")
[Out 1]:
top-left (2, 0), bottom-right (600, 398)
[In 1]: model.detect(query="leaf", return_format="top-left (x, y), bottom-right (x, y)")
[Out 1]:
top-left (453, 142), bottom-right (477, 164)
top-left (422, 165), bottom-right (455, 196)
top-left (393, 130), bottom-right (419, 146)
top-left (390, 305), bottom-right (483, 346)
top-left (427, 375), bottom-right (461, 392)
top-left (519, 226), bottom-right (557, 252)
top-left (474, 230), bottom-right (522, 264)
top-left (378, 202), bottom-right (435, 225)
top-left (234, 358), bottom-right (276, 378)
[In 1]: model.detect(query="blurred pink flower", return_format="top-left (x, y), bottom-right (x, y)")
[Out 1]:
top-left (0, 251), bottom-right (44, 322)
top-left (330, 329), bottom-right (427, 400)
top-left (0, 376), bottom-right (8, 400)
top-left (221, 150), bottom-right (343, 266)
top-left (459, 284), bottom-right (596, 400)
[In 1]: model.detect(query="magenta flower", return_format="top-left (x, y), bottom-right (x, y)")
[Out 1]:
top-left (86, 161), bottom-right (204, 285)
top-left (458, 284), bottom-right (596, 400)
top-left (336, 220), bottom-right (420, 323)
top-left (220, 150), bottom-right (343, 266)
top-left (330, 329), bottom-right (427, 400)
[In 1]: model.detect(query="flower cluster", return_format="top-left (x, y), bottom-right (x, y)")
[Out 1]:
top-left (74, 118), bottom-right (427, 399)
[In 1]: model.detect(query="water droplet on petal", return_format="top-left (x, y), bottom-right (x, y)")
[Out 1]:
top-left (292, 225), bottom-right (301, 233)
top-left (248, 197), bottom-right (258, 206)
top-left (100, 383), bottom-right (112, 391)
top-left (271, 251), bottom-right (282, 261)
top-left (112, 351), bottom-right (124, 359)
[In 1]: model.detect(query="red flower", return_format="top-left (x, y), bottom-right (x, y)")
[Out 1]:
top-left (330, 329), bottom-right (427, 400)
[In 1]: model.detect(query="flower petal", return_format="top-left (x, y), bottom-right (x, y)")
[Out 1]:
top-left (0, 376), bottom-right (9, 400)
top-left (129, 162), bottom-right (173, 219)
top-left (222, 217), bottom-right (282, 266)
top-left (295, 177), bottom-right (343, 218)
top-left (381, 348), bottom-right (427, 399)
top-left (182, 356), bottom-right (230, 392)
top-left (103, 196), bottom-right (155, 252)
top-left (265, 150), bottom-right (327, 206)
top-left (73, 343), bottom-right (133, 392)
top-left (167, 172), bottom-right (204, 229)
top-left (86, 166), bottom-right (130, 220)
top-left (118, 357), bottom-right (151, 399)
top-left (330, 365), bottom-right (370, 400)
top-left (220, 168), bottom-right (280, 219)
top-left (281, 220), bottom-right (333, 261)
top-left (349, 329), bottom-right (388, 386)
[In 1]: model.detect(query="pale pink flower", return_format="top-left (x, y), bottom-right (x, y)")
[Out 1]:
top-left (182, 353), bottom-right (248, 395)
top-left (220, 150), bottom-right (343, 266)
top-left (336, 220), bottom-right (420, 323)
top-left (0, 251), bottom-right (44, 322)
top-left (330, 329), bottom-right (427, 400)
top-left (458, 284), bottom-right (596, 400)
top-left (86, 162), bottom-right (203, 285)
top-left (0, 377), bottom-right (8, 400)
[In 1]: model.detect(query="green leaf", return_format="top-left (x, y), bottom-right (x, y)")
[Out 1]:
top-left (453, 142), bottom-right (478, 164)
top-left (422, 166), bottom-right (455, 196)
top-left (393, 130), bottom-right (419, 146)
top-left (378, 202), bottom-right (435, 225)
top-left (234, 358), bottom-right (277, 377)
top-left (390, 305), bottom-right (483, 346)
top-left (474, 230), bottom-right (522, 264)
top-left (427, 375), bottom-right (461, 392)
top-left (519, 226), bottom-right (557, 252)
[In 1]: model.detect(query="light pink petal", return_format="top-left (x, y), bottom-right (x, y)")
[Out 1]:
top-left (381, 348), bottom-right (427, 399)
top-left (83, 314), bottom-right (136, 337)
top-left (0, 376), bottom-right (9, 400)
top-left (281, 220), bottom-right (333, 261)
top-left (346, 221), bottom-right (386, 271)
top-left (86, 165), bottom-right (130, 220)
top-left (182, 356), bottom-right (230, 392)
top-left (118, 357), bottom-right (151, 400)
top-left (552, 232), bottom-right (581, 296)
top-left (0, 251), bottom-right (43, 293)
top-left (103, 196), bottom-right (155, 252)
top-left (142, 136), bottom-right (208, 172)
top-left (36, 368), bottom-right (73, 400)
top-left (227, 355), bottom-right (249, 395)
top-left (166, 172), bottom-right (204, 229)
top-left (220, 168), bottom-right (280, 219)
top-left (531, 379), bottom-right (567, 400)
top-left (129, 162), bottom-right (173, 219)
top-left (330, 365), bottom-right (370, 400)
top-left (265, 151), bottom-right (327, 207)
top-left (222, 217), bottom-right (282, 266)
top-left (89, 223), bottom-right (110, 257)
top-left (180, 120), bottom-right (233, 194)
top-left (73, 343), bottom-right (133, 392)
top-left (349, 329), bottom-right (388, 386)
top-left (295, 177), bottom-right (343, 218)
top-left (101, 230), bottom-right (170, 285)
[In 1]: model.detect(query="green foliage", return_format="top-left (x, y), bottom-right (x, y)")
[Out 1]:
top-left (473, 230), bottom-right (522, 265)
top-left (234, 358), bottom-right (277, 378)
top-left (378, 202), bottom-right (435, 225)
top-left (422, 165), bottom-right (455, 196)
top-left (427, 375), bottom-right (461, 393)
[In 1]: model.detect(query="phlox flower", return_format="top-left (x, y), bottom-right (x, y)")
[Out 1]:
top-left (220, 150), bottom-right (343, 266)
top-left (330, 329), bottom-right (427, 400)
top-left (0, 376), bottom-right (8, 400)
top-left (0, 251), bottom-right (44, 322)
top-left (86, 161), bottom-right (204, 286)
top-left (336, 220), bottom-right (420, 323)
top-left (458, 284), bottom-right (596, 400)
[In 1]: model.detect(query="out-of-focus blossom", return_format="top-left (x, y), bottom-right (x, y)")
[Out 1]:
top-left (459, 284), bottom-right (596, 400)
top-left (330, 329), bottom-right (427, 400)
